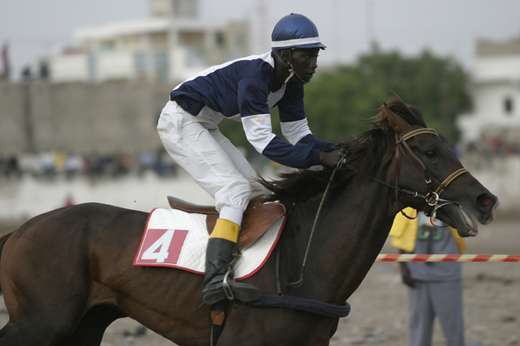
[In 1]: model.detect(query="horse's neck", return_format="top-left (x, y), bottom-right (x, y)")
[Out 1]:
top-left (284, 176), bottom-right (397, 304)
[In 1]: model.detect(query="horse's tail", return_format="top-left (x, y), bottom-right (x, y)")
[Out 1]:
top-left (0, 230), bottom-right (15, 295)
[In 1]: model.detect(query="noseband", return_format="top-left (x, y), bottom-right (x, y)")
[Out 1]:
top-left (392, 128), bottom-right (468, 217)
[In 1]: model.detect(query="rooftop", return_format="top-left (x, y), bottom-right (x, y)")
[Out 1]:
top-left (477, 37), bottom-right (520, 57)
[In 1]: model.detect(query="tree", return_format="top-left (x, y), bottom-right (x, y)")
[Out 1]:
top-left (304, 46), bottom-right (471, 145)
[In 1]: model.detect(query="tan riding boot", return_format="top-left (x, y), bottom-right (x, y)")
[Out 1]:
top-left (201, 218), bottom-right (262, 305)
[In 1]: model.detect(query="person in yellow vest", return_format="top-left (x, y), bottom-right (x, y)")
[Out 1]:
top-left (390, 207), bottom-right (467, 346)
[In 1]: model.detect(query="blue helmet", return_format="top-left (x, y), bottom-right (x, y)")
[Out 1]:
top-left (271, 13), bottom-right (326, 51)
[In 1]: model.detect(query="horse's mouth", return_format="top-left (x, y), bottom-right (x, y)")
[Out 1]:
top-left (435, 204), bottom-right (479, 237)
top-left (459, 207), bottom-right (478, 237)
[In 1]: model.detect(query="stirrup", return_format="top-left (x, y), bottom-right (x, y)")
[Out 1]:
top-left (222, 268), bottom-right (235, 301)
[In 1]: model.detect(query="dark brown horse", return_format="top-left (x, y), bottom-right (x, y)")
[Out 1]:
top-left (0, 97), bottom-right (498, 346)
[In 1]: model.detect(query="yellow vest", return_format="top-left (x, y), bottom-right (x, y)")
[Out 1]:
top-left (389, 207), bottom-right (466, 253)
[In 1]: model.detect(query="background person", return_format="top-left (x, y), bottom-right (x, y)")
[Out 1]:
top-left (390, 207), bottom-right (467, 346)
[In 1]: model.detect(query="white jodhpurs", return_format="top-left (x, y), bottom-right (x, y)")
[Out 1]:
top-left (157, 101), bottom-right (263, 226)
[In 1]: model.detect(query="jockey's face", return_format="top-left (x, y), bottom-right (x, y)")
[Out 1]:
top-left (290, 48), bottom-right (319, 84)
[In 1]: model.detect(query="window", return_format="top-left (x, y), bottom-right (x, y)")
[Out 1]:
top-left (215, 33), bottom-right (225, 47)
top-left (504, 97), bottom-right (514, 115)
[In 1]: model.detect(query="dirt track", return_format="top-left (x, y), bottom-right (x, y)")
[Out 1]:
top-left (0, 216), bottom-right (518, 346)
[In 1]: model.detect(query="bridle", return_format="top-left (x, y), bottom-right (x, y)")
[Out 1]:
top-left (276, 126), bottom-right (469, 293)
top-left (380, 127), bottom-right (469, 217)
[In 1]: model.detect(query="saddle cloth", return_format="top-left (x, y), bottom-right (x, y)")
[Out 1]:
top-left (133, 208), bottom-right (286, 280)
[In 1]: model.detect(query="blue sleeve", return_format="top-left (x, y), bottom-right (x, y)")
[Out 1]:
top-left (277, 82), bottom-right (335, 152)
top-left (239, 79), bottom-right (331, 168)
top-left (262, 137), bottom-right (321, 168)
top-left (298, 134), bottom-right (336, 151)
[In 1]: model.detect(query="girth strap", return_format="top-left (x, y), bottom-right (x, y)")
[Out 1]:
top-left (244, 295), bottom-right (351, 319)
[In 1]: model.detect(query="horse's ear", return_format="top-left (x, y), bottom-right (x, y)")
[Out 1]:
top-left (383, 102), bottom-right (412, 135)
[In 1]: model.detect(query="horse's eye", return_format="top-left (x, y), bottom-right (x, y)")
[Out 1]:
top-left (423, 150), bottom-right (437, 159)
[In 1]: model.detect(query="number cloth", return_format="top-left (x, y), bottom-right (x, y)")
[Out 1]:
top-left (133, 208), bottom-right (285, 280)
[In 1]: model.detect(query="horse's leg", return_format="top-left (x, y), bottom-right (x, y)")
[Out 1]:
top-left (0, 308), bottom-right (124, 346)
top-left (0, 224), bottom-right (92, 345)
top-left (0, 283), bottom-right (89, 346)
top-left (0, 312), bottom-right (82, 346)
top-left (54, 305), bottom-right (127, 346)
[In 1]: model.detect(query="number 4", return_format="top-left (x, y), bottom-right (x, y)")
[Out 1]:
top-left (141, 229), bottom-right (188, 263)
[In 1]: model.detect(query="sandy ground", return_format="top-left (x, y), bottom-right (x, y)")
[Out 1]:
top-left (0, 215), bottom-right (518, 346)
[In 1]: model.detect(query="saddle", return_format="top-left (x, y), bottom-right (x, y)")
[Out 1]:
top-left (167, 196), bottom-right (286, 251)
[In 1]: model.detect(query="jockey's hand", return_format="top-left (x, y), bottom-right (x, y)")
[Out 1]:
top-left (319, 149), bottom-right (344, 168)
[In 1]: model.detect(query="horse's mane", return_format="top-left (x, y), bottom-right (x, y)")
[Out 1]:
top-left (261, 96), bottom-right (427, 204)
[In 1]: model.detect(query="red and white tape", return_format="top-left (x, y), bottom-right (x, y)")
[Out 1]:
top-left (376, 254), bottom-right (520, 262)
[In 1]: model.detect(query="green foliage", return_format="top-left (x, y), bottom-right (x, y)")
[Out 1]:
top-left (220, 46), bottom-right (471, 149)
top-left (305, 46), bottom-right (472, 145)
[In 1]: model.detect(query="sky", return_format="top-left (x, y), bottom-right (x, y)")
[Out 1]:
top-left (1, 0), bottom-right (520, 81)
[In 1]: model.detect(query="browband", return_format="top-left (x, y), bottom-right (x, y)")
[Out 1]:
top-left (402, 128), bottom-right (438, 141)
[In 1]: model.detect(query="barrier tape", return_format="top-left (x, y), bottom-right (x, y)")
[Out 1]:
top-left (376, 254), bottom-right (520, 262)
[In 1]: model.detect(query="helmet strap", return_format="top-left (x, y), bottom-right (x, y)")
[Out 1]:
top-left (274, 49), bottom-right (309, 84)
top-left (284, 49), bottom-right (309, 84)
top-left (291, 67), bottom-right (308, 84)
top-left (284, 68), bottom-right (295, 84)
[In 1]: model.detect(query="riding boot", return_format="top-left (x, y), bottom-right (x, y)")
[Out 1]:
top-left (201, 219), bottom-right (262, 305)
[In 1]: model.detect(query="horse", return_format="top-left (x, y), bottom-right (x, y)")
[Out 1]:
top-left (0, 97), bottom-right (498, 346)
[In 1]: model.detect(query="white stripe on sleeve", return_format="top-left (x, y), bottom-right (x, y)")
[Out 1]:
top-left (242, 114), bottom-right (277, 153)
top-left (281, 118), bottom-right (312, 145)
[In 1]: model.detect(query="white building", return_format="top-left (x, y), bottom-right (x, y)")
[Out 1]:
top-left (47, 0), bottom-right (249, 84)
top-left (456, 37), bottom-right (520, 214)
top-left (457, 37), bottom-right (520, 145)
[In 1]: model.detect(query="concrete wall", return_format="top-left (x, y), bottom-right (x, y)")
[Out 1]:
top-left (0, 81), bottom-right (174, 155)
top-left (1, 81), bottom-right (518, 216)
top-left (0, 83), bottom-right (28, 153)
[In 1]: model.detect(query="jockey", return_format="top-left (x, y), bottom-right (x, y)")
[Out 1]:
top-left (157, 13), bottom-right (343, 305)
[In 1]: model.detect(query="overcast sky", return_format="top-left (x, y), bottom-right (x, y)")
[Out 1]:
top-left (1, 0), bottom-right (520, 81)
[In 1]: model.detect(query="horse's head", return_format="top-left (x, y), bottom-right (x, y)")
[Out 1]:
top-left (381, 97), bottom-right (499, 237)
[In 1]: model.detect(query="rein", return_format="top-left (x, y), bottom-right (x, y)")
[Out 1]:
top-left (275, 154), bottom-right (347, 294)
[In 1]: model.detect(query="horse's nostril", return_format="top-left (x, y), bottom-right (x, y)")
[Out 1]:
top-left (478, 194), bottom-right (493, 207)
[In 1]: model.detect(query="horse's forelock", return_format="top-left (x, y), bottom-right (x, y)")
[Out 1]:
top-left (377, 96), bottom-right (426, 127)
top-left (374, 97), bottom-right (426, 129)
